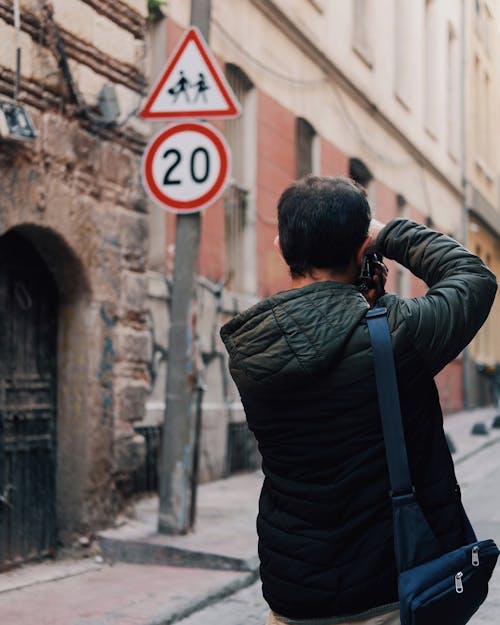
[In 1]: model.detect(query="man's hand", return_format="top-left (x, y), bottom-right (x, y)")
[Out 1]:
top-left (364, 257), bottom-right (388, 307)
top-left (368, 219), bottom-right (385, 245)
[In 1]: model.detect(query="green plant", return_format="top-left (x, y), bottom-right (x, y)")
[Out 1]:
top-left (148, 0), bottom-right (167, 18)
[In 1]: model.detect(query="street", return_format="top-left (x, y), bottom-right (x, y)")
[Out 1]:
top-left (457, 438), bottom-right (500, 624)
top-left (176, 436), bottom-right (500, 625)
top-left (176, 580), bottom-right (268, 625)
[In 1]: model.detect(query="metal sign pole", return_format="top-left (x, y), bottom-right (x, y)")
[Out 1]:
top-left (158, 0), bottom-right (211, 535)
top-left (13, 0), bottom-right (21, 101)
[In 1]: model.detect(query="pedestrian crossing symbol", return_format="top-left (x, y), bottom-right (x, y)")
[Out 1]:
top-left (140, 27), bottom-right (242, 120)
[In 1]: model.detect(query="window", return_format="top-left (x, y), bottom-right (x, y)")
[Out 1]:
top-left (352, 0), bottom-right (373, 67)
top-left (473, 245), bottom-right (491, 360)
top-left (296, 118), bottom-right (319, 178)
top-left (483, 3), bottom-right (492, 55)
top-left (474, 60), bottom-right (492, 175)
top-left (484, 72), bottom-right (491, 166)
top-left (474, 56), bottom-right (481, 158)
top-left (447, 24), bottom-right (460, 159)
top-left (349, 157), bottom-right (372, 188)
top-left (349, 157), bottom-right (375, 213)
top-left (424, 0), bottom-right (438, 136)
top-left (475, 0), bottom-right (482, 36)
top-left (224, 65), bottom-right (256, 294)
top-left (474, 0), bottom-right (491, 54)
top-left (394, 0), bottom-right (412, 108)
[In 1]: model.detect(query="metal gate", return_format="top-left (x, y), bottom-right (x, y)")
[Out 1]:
top-left (0, 231), bottom-right (58, 570)
top-left (227, 421), bottom-right (259, 474)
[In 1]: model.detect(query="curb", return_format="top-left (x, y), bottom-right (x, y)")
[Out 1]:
top-left (147, 569), bottom-right (260, 625)
top-left (97, 535), bottom-right (259, 573)
top-left (454, 433), bottom-right (500, 465)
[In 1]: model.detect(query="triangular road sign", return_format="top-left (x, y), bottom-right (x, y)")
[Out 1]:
top-left (140, 27), bottom-right (242, 120)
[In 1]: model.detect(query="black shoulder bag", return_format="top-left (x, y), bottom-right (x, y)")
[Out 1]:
top-left (366, 306), bottom-right (499, 625)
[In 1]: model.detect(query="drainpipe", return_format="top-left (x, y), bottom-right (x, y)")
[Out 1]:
top-left (461, 0), bottom-right (471, 410)
top-left (13, 0), bottom-right (21, 101)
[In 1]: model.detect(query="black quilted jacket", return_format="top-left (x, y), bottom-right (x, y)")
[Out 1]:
top-left (220, 219), bottom-right (497, 620)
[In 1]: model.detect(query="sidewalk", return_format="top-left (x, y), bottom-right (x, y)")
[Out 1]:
top-left (0, 472), bottom-right (262, 625)
top-left (1, 407), bottom-right (499, 625)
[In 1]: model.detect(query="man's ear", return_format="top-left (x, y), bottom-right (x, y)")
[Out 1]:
top-left (356, 235), bottom-right (373, 266)
top-left (274, 235), bottom-right (287, 267)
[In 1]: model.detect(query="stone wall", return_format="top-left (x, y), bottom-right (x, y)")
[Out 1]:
top-left (0, 1), bottom-right (149, 540)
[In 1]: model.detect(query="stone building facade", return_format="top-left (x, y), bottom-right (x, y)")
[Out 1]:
top-left (0, 0), bottom-right (150, 563)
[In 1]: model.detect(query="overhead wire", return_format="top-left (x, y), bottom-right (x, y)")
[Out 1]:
top-left (38, 0), bottom-right (110, 127)
top-left (212, 17), bottom-right (328, 88)
top-left (332, 82), bottom-right (415, 169)
top-left (36, 0), bottom-right (146, 129)
top-left (332, 82), bottom-right (436, 221)
top-left (115, 32), bottom-right (148, 128)
top-left (214, 14), bottom-right (442, 223)
top-left (214, 15), bottom-right (429, 174)
top-left (30, 1), bottom-right (446, 224)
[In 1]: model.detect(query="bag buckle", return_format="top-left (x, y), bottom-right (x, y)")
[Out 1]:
top-left (389, 485), bottom-right (416, 497)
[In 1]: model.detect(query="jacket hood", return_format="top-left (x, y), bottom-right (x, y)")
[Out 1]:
top-left (220, 281), bottom-right (369, 390)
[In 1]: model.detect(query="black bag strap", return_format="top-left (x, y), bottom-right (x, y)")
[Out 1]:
top-left (366, 307), bottom-right (413, 496)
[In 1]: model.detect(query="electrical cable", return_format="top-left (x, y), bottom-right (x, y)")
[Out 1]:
top-left (36, 0), bottom-right (146, 129)
top-left (212, 17), bottom-right (328, 88)
top-left (115, 31), bottom-right (148, 128)
top-left (214, 12), bottom-right (450, 228)
top-left (38, 0), bottom-right (109, 126)
top-left (213, 14), bottom-right (420, 173)
top-left (331, 82), bottom-right (416, 170)
top-left (31, 0), bottom-right (449, 224)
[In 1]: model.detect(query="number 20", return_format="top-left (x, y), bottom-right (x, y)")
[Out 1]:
top-left (163, 147), bottom-right (210, 185)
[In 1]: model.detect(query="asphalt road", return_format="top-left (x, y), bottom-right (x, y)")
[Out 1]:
top-left (177, 438), bottom-right (500, 625)
top-left (456, 437), bottom-right (500, 624)
top-left (175, 579), bottom-right (268, 625)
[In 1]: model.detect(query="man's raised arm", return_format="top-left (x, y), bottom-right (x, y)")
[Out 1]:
top-left (375, 218), bottom-right (497, 376)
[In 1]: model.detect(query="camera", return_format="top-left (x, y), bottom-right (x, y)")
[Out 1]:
top-left (357, 252), bottom-right (386, 295)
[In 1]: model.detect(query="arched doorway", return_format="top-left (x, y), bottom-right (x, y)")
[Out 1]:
top-left (0, 231), bottom-right (58, 569)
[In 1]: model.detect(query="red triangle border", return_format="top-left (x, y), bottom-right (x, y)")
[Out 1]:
top-left (140, 27), bottom-right (241, 120)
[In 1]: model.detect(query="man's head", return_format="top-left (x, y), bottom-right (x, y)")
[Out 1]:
top-left (276, 175), bottom-right (372, 280)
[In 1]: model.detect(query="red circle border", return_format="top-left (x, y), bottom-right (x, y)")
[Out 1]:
top-left (142, 122), bottom-right (230, 213)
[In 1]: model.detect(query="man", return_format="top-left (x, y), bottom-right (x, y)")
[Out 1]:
top-left (220, 176), bottom-right (497, 625)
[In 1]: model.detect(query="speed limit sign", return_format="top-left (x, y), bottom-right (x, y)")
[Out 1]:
top-left (142, 122), bottom-right (231, 214)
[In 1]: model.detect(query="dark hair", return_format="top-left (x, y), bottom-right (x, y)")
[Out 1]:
top-left (277, 175), bottom-right (371, 278)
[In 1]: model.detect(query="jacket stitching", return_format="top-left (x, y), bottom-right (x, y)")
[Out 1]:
top-left (270, 304), bottom-right (312, 376)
